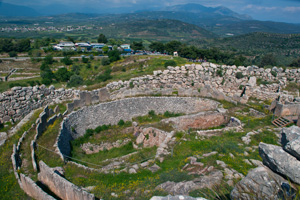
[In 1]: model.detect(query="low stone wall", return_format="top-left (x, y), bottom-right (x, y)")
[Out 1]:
top-left (11, 120), bottom-right (56, 200)
top-left (31, 106), bottom-right (62, 171)
top-left (38, 161), bottom-right (95, 200)
top-left (273, 101), bottom-right (300, 117)
top-left (56, 97), bottom-right (219, 159)
top-left (0, 85), bottom-right (74, 123)
top-left (20, 173), bottom-right (56, 200)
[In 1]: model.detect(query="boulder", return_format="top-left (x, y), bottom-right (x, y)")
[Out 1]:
top-left (0, 132), bottom-right (7, 146)
top-left (156, 170), bottom-right (223, 195)
top-left (247, 77), bottom-right (257, 87)
top-left (259, 142), bottom-right (300, 184)
top-left (231, 167), bottom-right (287, 200)
top-left (280, 126), bottom-right (300, 160)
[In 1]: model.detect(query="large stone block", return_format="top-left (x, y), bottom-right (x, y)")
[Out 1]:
top-left (259, 142), bottom-right (300, 184)
top-left (281, 126), bottom-right (300, 160)
top-left (231, 167), bottom-right (287, 200)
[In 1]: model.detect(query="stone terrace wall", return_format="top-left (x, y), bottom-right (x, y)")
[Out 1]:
top-left (56, 97), bottom-right (219, 159)
top-left (66, 97), bottom-right (219, 137)
top-left (2, 62), bottom-right (299, 123)
top-left (0, 85), bottom-right (74, 123)
top-left (106, 63), bottom-right (298, 103)
top-left (38, 161), bottom-right (95, 200)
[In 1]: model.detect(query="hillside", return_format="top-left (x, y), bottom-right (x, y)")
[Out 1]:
top-left (211, 32), bottom-right (300, 55)
top-left (0, 2), bottom-right (40, 17)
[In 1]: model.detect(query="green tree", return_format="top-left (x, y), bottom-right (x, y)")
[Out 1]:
top-left (41, 68), bottom-right (54, 85)
top-left (71, 65), bottom-right (81, 75)
top-left (67, 75), bottom-right (83, 87)
top-left (165, 40), bottom-right (182, 54)
top-left (260, 54), bottom-right (277, 67)
top-left (8, 51), bottom-right (17, 57)
top-left (61, 56), bottom-right (73, 65)
top-left (290, 58), bottom-right (300, 68)
top-left (44, 55), bottom-right (54, 65)
top-left (102, 45), bottom-right (109, 53)
top-left (108, 50), bottom-right (121, 62)
top-left (14, 38), bottom-right (31, 52)
top-left (98, 33), bottom-right (108, 43)
top-left (149, 42), bottom-right (165, 52)
top-left (131, 41), bottom-right (144, 51)
top-left (0, 38), bottom-right (13, 52)
top-left (55, 67), bottom-right (72, 82)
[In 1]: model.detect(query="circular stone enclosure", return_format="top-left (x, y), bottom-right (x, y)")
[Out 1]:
top-left (56, 97), bottom-right (220, 158)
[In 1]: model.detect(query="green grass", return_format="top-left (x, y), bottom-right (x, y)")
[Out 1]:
top-left (35, 118), bottom-right (65, 168)
top-left (0, 77), bottom-right (42, 92)
top-left (0, 109), bottom-right (42, 199)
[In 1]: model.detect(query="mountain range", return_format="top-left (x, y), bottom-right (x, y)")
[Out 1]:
top-left (1, 2), bottom-right (300, 37)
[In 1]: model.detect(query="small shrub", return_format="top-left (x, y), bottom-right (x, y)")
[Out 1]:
top-left (0, 59), bottom-right (2, 63)
top-left (164, 60), bottom-right (176, 68)
top-left (271, 71), bottom-right (277, 77)
top-left (172, 90), bottom-right (178, 95)
top-left (82, 57), bottom-right (89, 63)
top-left (235, 72), bottom-right (244, 79)
top-left (129, 81), bottom-right (134, 88)
top-left (221, 79), bottom-right (225, 85)
top-left (8, 51), bottom-right (17, 57)
top-left (216, 69), bottom-right (223, 77)
top-left (239, 85), bottom-right (245, 90)
top-left (61, 56), bottom-right (73, 65)
top-left (118, 119), bottom-right (125, 126)
top-left (148, 110), bottom-right (156, 116)
top-left (67, 75), bottom-right (83, 87)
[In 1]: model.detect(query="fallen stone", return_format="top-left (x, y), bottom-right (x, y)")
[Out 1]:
top-left (202, 151), bottom-right (218, 157)
top-left (231, 167), bottom-right (288, 200)
top-left (156, 170), bottom-right (223, 195)
top-left (0, 132), bottom-right (7, 146)
top-left (281, 126), bottom-right (300, 159)
top-left (259, 142), bottom-right (300, 185)
top-left (148, 164), bottom-right (161, 173)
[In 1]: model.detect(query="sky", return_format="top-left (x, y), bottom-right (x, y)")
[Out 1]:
top-left (2, 0), bottom-right (300, 23)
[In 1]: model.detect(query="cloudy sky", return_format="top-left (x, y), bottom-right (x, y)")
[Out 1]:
top-left (2, 0), bottom-right (300, 23)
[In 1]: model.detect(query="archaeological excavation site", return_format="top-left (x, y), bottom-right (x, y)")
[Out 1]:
top-left (1, 62), bottom-right (300, 200)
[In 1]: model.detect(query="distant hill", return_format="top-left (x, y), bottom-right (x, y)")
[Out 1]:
top-left (0, 2), bottom-right (40, 17)
top-left (97, 19), bottom-right (217, 41)
top-left (162, 3), bottom-right (252, 20)
top-left (108, 11), bottom-right (300, 36)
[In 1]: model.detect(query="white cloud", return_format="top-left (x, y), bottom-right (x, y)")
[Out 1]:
top-left (283, 6), bottom-right (300, 12)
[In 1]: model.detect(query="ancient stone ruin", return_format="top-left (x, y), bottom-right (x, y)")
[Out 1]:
top-left (231, 126), bottom-right (300, 200)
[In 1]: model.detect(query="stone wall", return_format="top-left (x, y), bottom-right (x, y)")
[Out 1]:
top-left (56, 97), bottom-right (219, 159)
top-left (38, 161), bottom-right (95, 200)
top-left (2, 62), bottom-right (299, 123)
top-left (106, 63), bottom-right (299, 103)
top-left (20, 173), bottom-right (56, 200)
top-left (0, 85), bottom-right (74, 123)
top-left (10, 119), bottom-right (56, 200)
top-left (273, 101), bottom-right (300, 117)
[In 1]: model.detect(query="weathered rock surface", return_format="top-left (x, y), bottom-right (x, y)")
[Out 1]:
top-left (135, 127), bottom-right (173, 148)
top-left (259, 142), bottom-right (300, 185)
top-left (156, 170), bottom-right (223, 195)
top-left (0, 132), bottom-right (7, 146)
top-left (161, 111), bottom-right (227, 131)
top-left (81, 139), bottom-right (131, 154)
top-left (231, 167), bottom-right (287, 200)
top-left (150, 195), bottom-right (207, 200)
top-left (281, 126), bottom-right (300, 159)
